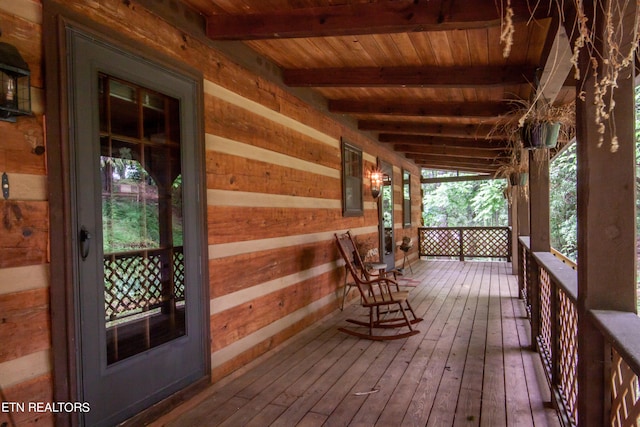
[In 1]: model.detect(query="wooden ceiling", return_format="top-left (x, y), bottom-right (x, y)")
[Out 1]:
top-left (182, 0), bottom-right (576, 174)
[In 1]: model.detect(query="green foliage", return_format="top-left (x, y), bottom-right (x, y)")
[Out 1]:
top-left (549, 85), bottom-right (640, 263)
top-left (421, 178), bottom-right (508, 227)
top-left (103, 197), bottom-right (160, 252)
top-left (549, 143), bottom-right (578, 261)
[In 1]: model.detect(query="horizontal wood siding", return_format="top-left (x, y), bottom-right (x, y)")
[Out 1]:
top-left (0, 3), bottom-right (53, 427)
top-left (1, 0), bottom-right (424, 421)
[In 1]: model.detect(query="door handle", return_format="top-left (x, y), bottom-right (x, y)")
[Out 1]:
top-left (80, 226), bottom-right (92, 260)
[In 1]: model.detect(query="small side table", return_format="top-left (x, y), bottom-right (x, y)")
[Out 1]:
top-left (398, 244), bottom-right (413, 274)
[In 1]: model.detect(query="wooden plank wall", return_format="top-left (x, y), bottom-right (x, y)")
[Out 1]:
top-left (0, 1), bottom-right (54, 426)
top-left (0, 0), bottom-right (422, 423)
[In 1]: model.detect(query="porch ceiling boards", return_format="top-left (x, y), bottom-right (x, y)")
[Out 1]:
top-left (150, 260), bottom-right (561, 426)
top-left (182, 0), bottom-right (575, 174)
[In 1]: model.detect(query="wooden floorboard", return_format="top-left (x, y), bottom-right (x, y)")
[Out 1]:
top-left (151, 260), bottom-right (561, 427)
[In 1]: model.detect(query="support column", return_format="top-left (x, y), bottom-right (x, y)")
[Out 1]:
top-left (510, 185), bottom-right (520, 275)
top-left (575, 1), bottom-right (637, 425)
top-left (517, 147), bottom-right (531, 240)
top-left (528, 148), bottom-right (551, 348)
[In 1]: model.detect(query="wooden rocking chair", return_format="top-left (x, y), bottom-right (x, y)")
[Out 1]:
top-left (335, 232), bottom-right (422, 340)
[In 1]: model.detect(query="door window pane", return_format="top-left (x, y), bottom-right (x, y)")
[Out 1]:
top-left (99, 74), bottom-right (185, 364)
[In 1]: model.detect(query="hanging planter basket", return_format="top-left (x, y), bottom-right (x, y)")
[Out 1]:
top-left (542, 122), bottom-right (561, 148)
top-left (520, 123), bottom-right (544, 150)
top-left (509, 173), bottom-right (518, 186)
top-left (519, 172), bottom-right (528, 186)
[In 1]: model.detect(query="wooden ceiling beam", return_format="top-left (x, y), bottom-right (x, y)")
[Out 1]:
top-left (283, 65), bottom-right (537, 88)
top-left (394, 144), bottom-right (510, 159)
top-left (537, 15), bottom-right (573, 102)
top-left (328, 100), bottom-right (511, 117)
top-left (378, 134), bottom-right (510, 149)
top-left (410, 158), bottom-right (500, 174)
top-left (206, 0), bottom-right (551, 40)
top-left (406, 154), bottom-right (504, 167)
top-left (359, 121), bottom-right (500, 139)
top-left (421, 174), bottom-right (496, 184)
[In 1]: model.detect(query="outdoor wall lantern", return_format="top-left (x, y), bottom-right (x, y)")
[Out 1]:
top-left (370, 170), bottom-right (383, 199)
top-left (0, 40), bottom-right (31, 122)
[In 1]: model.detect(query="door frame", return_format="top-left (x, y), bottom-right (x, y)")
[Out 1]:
top-left (43, 3), bottom-right (210, 425)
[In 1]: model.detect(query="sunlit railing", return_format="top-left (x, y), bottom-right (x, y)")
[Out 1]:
top-left (519, 237), bottom-right (640, 427)
top-left (418, 227), bottom-right (511, 261)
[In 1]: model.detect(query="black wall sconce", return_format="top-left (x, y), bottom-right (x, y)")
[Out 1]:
top-left (370, 169), bottom-right (383, 199)
top-left (0, 39), bottom-right (31, 122)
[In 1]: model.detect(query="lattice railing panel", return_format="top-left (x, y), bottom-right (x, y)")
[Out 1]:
top-left (559, 288), bottom-right (578, 425)
top-left (539, 268), bottom-right (552, 373)
top-left (104, 248), bottom-right (184, 321)
top-left (521, 244), bottom-right (530, 314)
top-left (611, 348), bottom-right (640, 427)
top-left (419, 227), bottom-right (509, 259)
top-left (462, 228), bottom-right (509, 257)
top-left (419, 228), bottom-right (460, 257)
top-left (173, 247), bottom-right (185, 301)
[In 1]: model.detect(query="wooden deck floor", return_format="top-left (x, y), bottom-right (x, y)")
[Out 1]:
top-left (151, 260), bottom-right (560, 427)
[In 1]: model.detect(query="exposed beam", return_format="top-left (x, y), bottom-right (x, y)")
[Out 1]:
top-left (407, 154), bottom-right (503, 166)
top-left (411, 160), bottom-right (499, 174)
top-left (406, 154), bottom-right (503, 171)
top-left (421, 174), bottom-right (496, 184)
top-left (283, 65), bottom-right (537, 88)
top-left (394, 144), bottom-right (509, 160)
top-left (206, 0), bottom-right (551, 40)
top-left (329, 100), bottom-right (511, 117)
top-left (378, 134), bottom-right (510, 149)
top-left (537, 15), bottom-right (573, 103)
top-left (359, 121), bottom-right (501, 139)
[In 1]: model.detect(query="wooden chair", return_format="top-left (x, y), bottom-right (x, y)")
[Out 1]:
top-left (335, 232), bottom-right (422, 340)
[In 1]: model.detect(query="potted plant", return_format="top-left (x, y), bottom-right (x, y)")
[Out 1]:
top-left (492, 98), bottom-right (575, 151)
top-left (515, 98), bottom-right (575, 150)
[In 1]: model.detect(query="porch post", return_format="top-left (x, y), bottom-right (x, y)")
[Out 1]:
top-left (528, 149), bottom-right (550, 348)
top-left (575, 0), bottom-right (637, 424)
top-left (510, 186), bottom-right (519, 275)
top-left (517, 148), bottom-right (531, 237)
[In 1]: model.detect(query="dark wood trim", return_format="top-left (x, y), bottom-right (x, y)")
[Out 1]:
top-left (205, 0), bottom-right (552, 40)
top-left (43, 2), bottom-right (211, 425)
top-left (43, 3), bottom-right (77, 425)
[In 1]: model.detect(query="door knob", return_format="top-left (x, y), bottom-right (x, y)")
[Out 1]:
top-left (80, 226), bottom-right (92, 260)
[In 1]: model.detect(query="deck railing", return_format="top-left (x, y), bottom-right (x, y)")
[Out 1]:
top-left (519, 237), bottom-right (640, 427)
top-left (418, 226), bottom-right (511, 261)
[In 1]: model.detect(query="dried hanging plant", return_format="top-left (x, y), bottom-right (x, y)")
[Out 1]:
top-left (499, 0), bottom-right (639, 152)
top-left (500, 0), bottom-right (515, 58)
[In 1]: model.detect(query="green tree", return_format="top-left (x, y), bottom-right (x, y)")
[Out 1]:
top-left (549, 143), bottom-right (578, 261)
top-left (422, 175), bottom-right (508, 227)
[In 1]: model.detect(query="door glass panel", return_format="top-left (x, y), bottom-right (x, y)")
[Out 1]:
top-left (382, 173), bottom-right (393, 256)
top-left (99, 74), bottom-right (185, 365)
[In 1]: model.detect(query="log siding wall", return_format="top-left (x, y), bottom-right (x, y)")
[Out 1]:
top-left (0, 1), bottom-right (422, 424)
